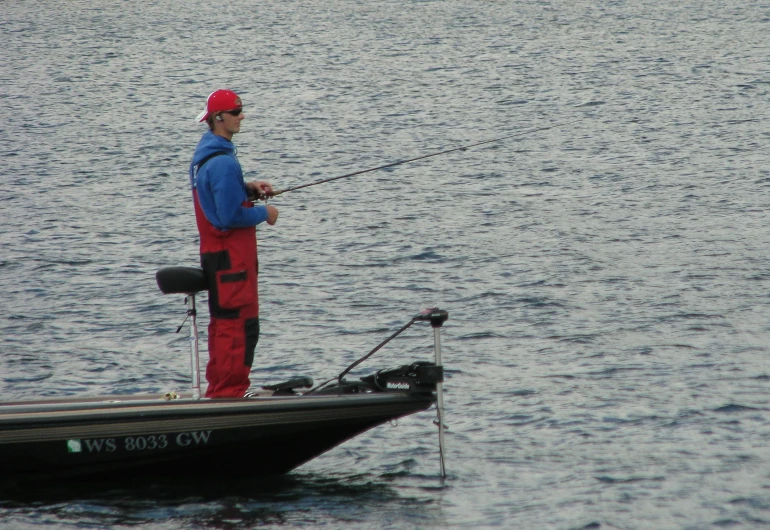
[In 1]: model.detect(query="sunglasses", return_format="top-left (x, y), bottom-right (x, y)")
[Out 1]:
top-left (222, 108), bottom-right (243, 117)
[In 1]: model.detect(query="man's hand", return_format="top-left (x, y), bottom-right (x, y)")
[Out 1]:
top-left (247, 180), bottom-right (274, 200)
top-left (266, 205), bottom-right (279, 225)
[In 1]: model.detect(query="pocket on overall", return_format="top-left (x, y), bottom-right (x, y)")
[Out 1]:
top-left (215, 270), bottom-right (252, 309)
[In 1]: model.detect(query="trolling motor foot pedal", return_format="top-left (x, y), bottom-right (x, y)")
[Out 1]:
top-left (261, 376), bottom-right (314, 395)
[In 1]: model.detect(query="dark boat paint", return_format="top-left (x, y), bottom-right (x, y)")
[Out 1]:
top-left (0, 392), bottom-right (434, 483)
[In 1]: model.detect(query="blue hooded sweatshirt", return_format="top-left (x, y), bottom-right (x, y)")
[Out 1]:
top-left (189, 131), bottom-right (269, 231)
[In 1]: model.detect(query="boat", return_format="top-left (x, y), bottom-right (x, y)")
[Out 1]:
top-left (0, 267), bottom-right (448, 485)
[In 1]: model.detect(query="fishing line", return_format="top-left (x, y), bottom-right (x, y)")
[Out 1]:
top-left (262, 119), bottom-right (580, 198)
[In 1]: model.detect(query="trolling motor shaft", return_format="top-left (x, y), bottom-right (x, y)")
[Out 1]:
top-left (416, 308), bottom-right (449, 478)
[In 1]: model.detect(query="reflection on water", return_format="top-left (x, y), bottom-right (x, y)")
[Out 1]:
top-left (1, 471), bottom-right (446, 529)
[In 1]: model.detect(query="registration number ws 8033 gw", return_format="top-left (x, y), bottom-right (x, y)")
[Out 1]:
top-left (66, 431), bottom-right (213, 454)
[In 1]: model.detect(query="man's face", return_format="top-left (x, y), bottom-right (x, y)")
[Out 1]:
top-left (220, 107), bottom-right (244, 136)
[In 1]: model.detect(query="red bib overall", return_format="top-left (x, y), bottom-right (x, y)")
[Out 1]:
top-left (192, 191), bottom-right (260, 398)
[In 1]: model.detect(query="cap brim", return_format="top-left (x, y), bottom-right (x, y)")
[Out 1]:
top-left (196, 109), bottom-right (208, 122)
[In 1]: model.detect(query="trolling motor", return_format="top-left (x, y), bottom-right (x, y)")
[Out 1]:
top-left (310, 307), bottom-right (449, 478)
top-left (360, 361), bottom-right (443, 393)
top-left (311, 308), bottom-right (448, 396)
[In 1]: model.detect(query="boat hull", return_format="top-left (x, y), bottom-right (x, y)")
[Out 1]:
top-left (0, 393), bottom-right (433, 484)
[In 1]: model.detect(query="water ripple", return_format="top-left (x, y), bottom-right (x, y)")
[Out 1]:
top-left (2, 0), bottom-right (770, 528)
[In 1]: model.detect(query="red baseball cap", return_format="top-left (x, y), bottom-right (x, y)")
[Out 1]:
top-left (196, 89), bottom-right (242, 122)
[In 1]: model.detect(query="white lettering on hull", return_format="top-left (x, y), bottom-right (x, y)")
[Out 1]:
top-left (175, 431), bottom-right (212, 447)
top-left (66, 431), bottom-right (213, 454)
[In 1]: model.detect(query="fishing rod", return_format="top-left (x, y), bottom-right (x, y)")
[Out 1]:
top-left (261, 119), bottom-right (579, 198)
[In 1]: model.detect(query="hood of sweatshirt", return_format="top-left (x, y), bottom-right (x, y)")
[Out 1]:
top-left (191, 131), bottom-right (236, 167)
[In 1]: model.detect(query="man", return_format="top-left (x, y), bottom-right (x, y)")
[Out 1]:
top-left (189, 89), bottom-right (279, 398)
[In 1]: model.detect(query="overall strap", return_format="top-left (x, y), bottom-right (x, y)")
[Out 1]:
top-left (196, 151), bottom-right (228, 170)
top-left (191, 151), bottom-right (228, 189)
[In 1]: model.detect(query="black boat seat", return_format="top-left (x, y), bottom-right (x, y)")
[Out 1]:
top-left (156, 267), bottom-right (208, 295)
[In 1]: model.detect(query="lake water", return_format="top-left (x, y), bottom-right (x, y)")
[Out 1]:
top-left (1, 0), bottom-right (769, 528)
